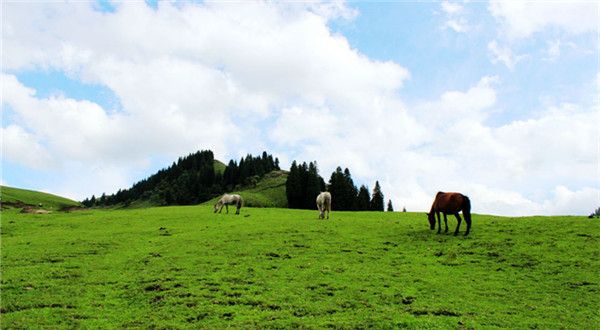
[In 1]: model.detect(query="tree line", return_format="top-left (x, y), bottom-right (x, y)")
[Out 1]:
top-left (82, 150), bottom-right (280, 207)
top-left (81, 149), bottom-right (396, 212)
top-left (285, 161), bottom-right (391, 211)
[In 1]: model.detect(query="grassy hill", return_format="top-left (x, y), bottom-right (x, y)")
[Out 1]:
top-left (208, 170), bottom-right (288, 208)
top-left (1, 186), bottom-right (80, 211)
top-left (213, 159), bottom-right (226, 175)
top-left (1, 205), bottom-right (598, 328)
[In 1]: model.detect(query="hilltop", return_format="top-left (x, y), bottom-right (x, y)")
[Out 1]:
top-left (83, 150), bottom-right (281, 208)
top-left (206, 170), bottom-right (288, 208)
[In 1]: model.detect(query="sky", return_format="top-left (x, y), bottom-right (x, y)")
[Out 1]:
top-left (1, 0), bottom-right (598, 216)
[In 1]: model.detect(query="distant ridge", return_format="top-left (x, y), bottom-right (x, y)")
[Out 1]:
top-left (82, 150), bottom-right (281, 208)
top-left (1, 186), bottom-right (80, 211)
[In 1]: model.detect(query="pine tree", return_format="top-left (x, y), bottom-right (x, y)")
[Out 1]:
top-left (343, 168), bottom-right (358, 210)
top-left (387, 199), bottom-right (394, 212)
top-left (328, 167), bottom-right (358, 211)
top-left (305, 162), bottom-right (322, 210)
top-left (357, 185), bottom-right (371, 211)
top-left (328, 167), bottom-right (345, 211)
top-left (369, 181), bottom-right (384, 211)
top-left (286, 161), bottom-right (302, 209)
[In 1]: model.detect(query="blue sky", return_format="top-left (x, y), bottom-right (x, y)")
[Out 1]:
top-left (2, 1), bottom-right (598, 215)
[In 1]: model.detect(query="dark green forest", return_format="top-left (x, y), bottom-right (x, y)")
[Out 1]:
top-left (82, 150), bottom-right (280, 207)
top-left (286, 162), bottom-right (385, 211)
top-left (82, 150), bottom-right (385, 211)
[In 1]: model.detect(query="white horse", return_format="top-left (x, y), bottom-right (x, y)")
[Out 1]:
top-left (214, 194), bottom-right (243, 215)
top-left (316, 192), bottom-right (331, 219)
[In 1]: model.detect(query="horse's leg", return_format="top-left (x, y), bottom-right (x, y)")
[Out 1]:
top-left (443, 213), bottom-right (449, 233)
top-left (225, 204), bottom-right (229, 214)
top-left (454, 213), bottom-right (462, 236)
top-left (464, 211), bottom-right (471, 236)
top-left (436, 211), bottom-right (441, 234)
top-left (218, 204), bottom-right (223, 213)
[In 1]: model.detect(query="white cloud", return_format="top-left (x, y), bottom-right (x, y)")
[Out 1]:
top-left (1, 124), bottom-right (53, 169)
top-left (441, 1), bottom-right (468, 33)
top-left (415, 75), bottom-right (498, 125)
top-left (307, 0), bottom-right (358, 21)
top-left (487, 40), bottom-right (527, 70)
top-left (2, 1), bottom-right (409, 198)
top-left (489, 1), bottom-right (599, 39)
top-left (441, 1), bottom-right (463, 15)
top-left (544, 39), bottom-right (561, 61)
top-left (2, 1), bottom-right (597, 215)
top-left (270, 106), bottom-right (338, 145)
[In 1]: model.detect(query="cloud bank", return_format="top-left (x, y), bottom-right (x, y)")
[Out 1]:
top-left (2, 1), bottom-right (597, 215)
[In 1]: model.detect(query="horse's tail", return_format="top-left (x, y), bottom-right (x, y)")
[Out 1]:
top-left (237, 196), bottom-right (243, 208)
top-left (463, 195), bottom-right (471, 222)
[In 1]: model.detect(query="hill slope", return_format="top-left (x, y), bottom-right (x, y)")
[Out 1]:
top-left (208, 170), bottom-right (288, 208)
top-left (85, 150), bottom-right (281, 208)
top-left (1, 186), bottom-right (80, 211)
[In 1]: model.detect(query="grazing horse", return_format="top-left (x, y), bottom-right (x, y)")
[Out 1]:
top-left (214, 194), bottom-right (243, 215)
top-left (316, 192), bottom-right (331, 219)
top-left (426, 192), bottom-right (471, 236)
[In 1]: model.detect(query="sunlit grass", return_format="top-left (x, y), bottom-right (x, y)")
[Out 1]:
top-left (1, 206), bottom-right (598, 328)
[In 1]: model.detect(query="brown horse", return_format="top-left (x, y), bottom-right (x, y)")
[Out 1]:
top-left (426, 192), bottom-right (472, 236)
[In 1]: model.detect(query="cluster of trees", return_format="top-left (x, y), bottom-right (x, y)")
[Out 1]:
top-left (286, 161), bottom-right (326, 209)
top-left (285, 163), bottom-right (390, 212)
top-left (328, 167), bottom-right (385, 211)
top-left (222, 152), bottom-right (280, 191)
top-left (82, 150), bottom-right (279, 207)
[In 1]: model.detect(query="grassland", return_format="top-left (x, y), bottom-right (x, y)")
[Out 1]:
top-left (1, 186), bottom-right (80, 211)
top-left (210, 170), bottom-right (288, 208)
top-left (1, 203), bottom-right (598, 329)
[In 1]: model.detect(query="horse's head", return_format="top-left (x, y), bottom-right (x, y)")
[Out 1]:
top-left (426, 212), bottom-right (435, 230)
top-left (213, 202), bottom-right (220, 213)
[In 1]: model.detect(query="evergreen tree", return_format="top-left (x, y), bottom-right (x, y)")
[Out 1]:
top-left (328, 167), bottom-right (358, 211)
top-left (370, 181), bottom-right (384, 211)
top-left (285, 160), bottom-right (326, 210)
top-left (286, 161), bottom-right (303, 209)
top-left (357, 185), bottom-right (371, 211)
top-left (327, 167), bottom-right (344, 211)
top-left (305, 162), bottom-right (322, 209)
top-left (343, 168), bottom-right (358, 210)
top-left (387, 199), bottom-right (394, 212)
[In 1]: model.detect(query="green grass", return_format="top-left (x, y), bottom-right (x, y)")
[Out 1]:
top-left (210, 170), bottom-right (288, 208)
top-left (1, 205), bottom-right (598, 328)
top-left (213, 160), bottom-right (226, 175)
top-left (1, 186), bottom-right (80, 210)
